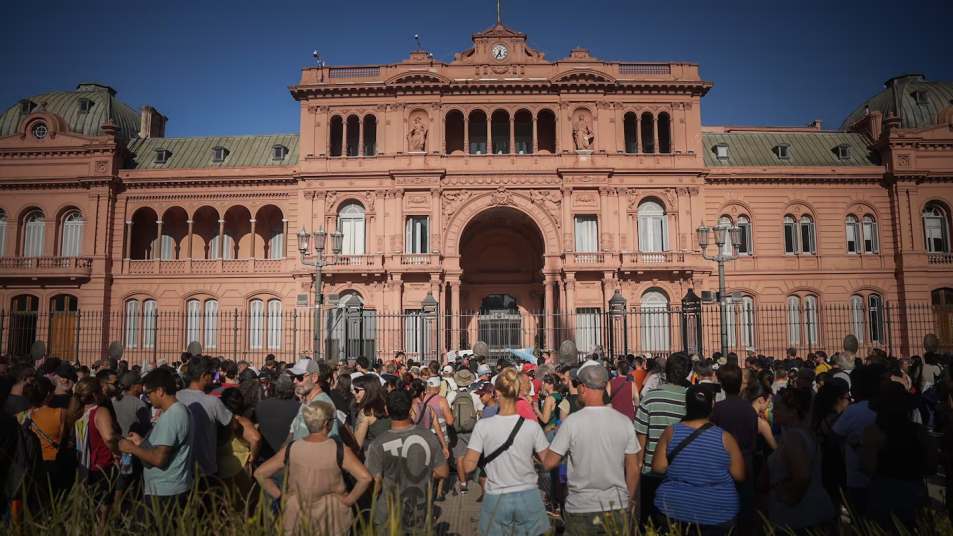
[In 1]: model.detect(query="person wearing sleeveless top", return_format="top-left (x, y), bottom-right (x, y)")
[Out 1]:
top-left (255, 400), bottom-right (372, 536)
top-left (73, 377), bottom-right (119, 513)
top-left (652, 385), bottom-right (744, 534)
top-left (19, 376), bottom-right (68, 499)
top-left (763, 386), bottom-right (834, 532)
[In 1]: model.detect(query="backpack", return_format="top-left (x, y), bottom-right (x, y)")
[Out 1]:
top-left (451, 390), bottom-right (478, 433)
top-left (4, 413), bottom-right (43, 499)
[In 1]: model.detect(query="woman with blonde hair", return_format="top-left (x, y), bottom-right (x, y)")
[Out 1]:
top-left (255, 400), bottom-right (372, 536)
top-left (463, 367), bottom-right (551, 536)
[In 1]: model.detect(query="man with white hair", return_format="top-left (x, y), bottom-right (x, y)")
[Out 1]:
top-left (287, 358), bottom-right (338, 440)
top-left (833, 335), bottom-right (859, 388)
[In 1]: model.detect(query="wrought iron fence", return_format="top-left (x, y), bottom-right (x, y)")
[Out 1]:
top-left (1, 301), bottom-right (951, 366)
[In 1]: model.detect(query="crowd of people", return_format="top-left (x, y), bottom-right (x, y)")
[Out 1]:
top-left (1, 333), bottom-right (951, 535)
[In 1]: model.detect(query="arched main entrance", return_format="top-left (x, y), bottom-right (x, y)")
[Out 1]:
top-left (458, 206), bottom-right (546, 353)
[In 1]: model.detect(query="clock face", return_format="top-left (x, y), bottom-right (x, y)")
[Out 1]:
top-left (491, 44), bottom-right (508, 61)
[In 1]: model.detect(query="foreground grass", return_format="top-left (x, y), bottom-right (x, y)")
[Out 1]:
top-left (5, 481), bottom-right (953, 536)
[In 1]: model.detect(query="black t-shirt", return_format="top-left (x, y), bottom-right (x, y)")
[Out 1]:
top-left (710, 394), bottom-right (758, 456)
top-left (49, 394), bottom-right (72, 409)
top-left (2, 394), bottom-right (29, 416)
top-left (255, 398), bottom-right (301, 459)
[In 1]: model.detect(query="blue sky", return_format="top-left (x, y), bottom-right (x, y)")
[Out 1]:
top-left (1, 0), bottom-right (950, 137)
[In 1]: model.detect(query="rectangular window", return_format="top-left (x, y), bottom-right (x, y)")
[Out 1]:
top-left (805, 296), bottom-right (819, 346)
top-left (125, 300), bottom-right (140, 349)
top-left (846, 221), bottom-right (858, 253)
top-left (143, 300), bottom-right (157, 349)
top-left (249, 299), bottom-right (263, 349)
top-left (575, 308), bottom-right (602, 354)
top-left (784, 220), bottom-right (797, 254)
top-left (404, 310), bottom-right (429, 356)
top-left (850, 296), bottom-right (865, 342)
top-left (868, 295), bottom-right (884, 344)
top-left (863, 219), bottom-right (879, 253)
top-left (574, 216), bottom-right (599, 253)
top-left (639, 304), bottom-right (671, 353)
top-left (186, 299), bottom-right (200, 345)
top-left (737, 220), bottom-right (751, 255)
top-left (405, 216), bottom-right (429, 254)
top-left (800, 220), bottom-right (815, 254)
top-left (787, 297), bottom-right (801, 346)
top-left (268, 228), bottom-right (285, 259)
top-left (204, 300), bottom-right (218, 349)
top-left (740, 297), bottom-right (755, 350)
top-left (267, 299), bottom-right (282, 350)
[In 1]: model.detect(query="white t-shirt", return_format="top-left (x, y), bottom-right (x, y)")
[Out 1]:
top-left (468, 414), bottom-right (549, 495)
top-left (549, 405), bottom-right (640, 513)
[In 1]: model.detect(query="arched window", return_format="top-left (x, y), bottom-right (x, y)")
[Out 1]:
top-left (268, 299), bottom-right (283, 350)
top-left (639, 290), bottom-right (670, 353)
top-left (575, 307), bottom-right (602, 354)
top-left (623, 112), bottom-right (638, 154)
top-left (640, 112), bottom-right (655, 154)
top-left (862, 215), bottom-right (879, 254)
top-left (8, 295), bottom-right (39, 356)
top-left (787, 296), bottom-right (801, 346)
top-left (804, 295), bottom-right (819, 346)
top-left (468, 110), bottom-right (488, 154)
top-left (657, 112), bottom-right (671, 154)
top-left (868, 294), bottom-right (884, 344)
top-left (204, 299), bottom-right (219, 349)
top-left (445, 110), bottom-right (465, 154)
top-left (933, 288), bottom-right (953, 347)
top-left (345, 115), bottom-right (360, 157)
top-left (846, 215), bottom-right (860, 254)
top-left (0, 209), bottom-right (7, 256)
top-left (143, 299), bottom-right (157, 349)
top-left (784, 215), bottom-right (797, 254)
top-left (737, 215), bottom-right (752, 255)
top-left (800, 216), bottom-right (816, 255)
top-left (728, 294), bottom-right (756, 350)
top-left (329, 115), bottom-right (343, 157)
top-left (125, 300), bottom-right (140, 349)
top-left (536, 109), bottom-right (556, 154)
top-left (491, 110), bottom-right (510, 154)
top-left (22, 210), bottom-right (45, 257)
top-left (718, 216), bottom-right (734, 257)
top-left (850, 295), bottom-right (865, 341)
top-left (249, 298), bottom-right (264, 350)
top-left (186, 299), bottom-right (201, 346)
top-left (362, 115), bottom-right (377, 156)
top-left (338, 202), bottom-right (366, 255)
top-left (923, 203), bottom-right (950, 253)
top-left (638, 200), bottom-right (667, 252)
top-left (514, 110), bottom-right (533, 154)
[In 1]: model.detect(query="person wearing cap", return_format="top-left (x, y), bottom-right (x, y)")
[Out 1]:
top-left (447, 368), bottom-right (483, 495)
top-left (543, 362), bottom-right (640, 535)
top-left (439, 364), bottom-right (458, 398)
top-left (475, 382), bottom-right (499, 418)
top-left (113, 371), bottom-right (150, 438)
top-left (477, 363), bottom-right (492, 383)
top-left (287, 358), bottom-right (339, 440)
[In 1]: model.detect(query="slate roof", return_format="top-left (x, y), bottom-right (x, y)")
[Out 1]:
top-left (842, 75), bottom-right (953, 130)
top-left (125, 134), bottom-right (299, 169)
top-left (702, 131), bottom-right (877, 167)
top-left (0, 83), bottom-right (140, 141)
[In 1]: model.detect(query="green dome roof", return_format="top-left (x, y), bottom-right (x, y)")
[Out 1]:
top-left (0, 83), bottom-right (140, 141)
top-left (842, 74), bottom-right (953, 130)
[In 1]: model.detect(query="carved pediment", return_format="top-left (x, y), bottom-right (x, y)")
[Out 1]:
top-left (385, 71), bottom-right (451, 86)
top-left (551, 69), bottom-right (616, 86)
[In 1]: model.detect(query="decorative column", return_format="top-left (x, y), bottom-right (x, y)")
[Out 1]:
top-left (450, 278), bottom-right (461, 351)
top-left (509, 112), bottom-right (515, 154)
top-left (358, 117), bottom-right (364, 156)
top-left (565, 274), bottom-right (576, 341)
top-left (487, 112), bottom-right (493, 155)
top-left (532, 111), bottom-right (538, 154)
top-left (342, 118), bottom-right (349, 156)
top-left (282, 218), bottom-right (289, 258)
top-left (463, 111), bottom-right (469, 154)
top-left (154, 219), bottom-right (163, 261)
top-left (544, 274), bottom-right (555, 350)
top-left (652, 115), bottom-right (659, 154)
top-left (124, 221), bottom-right (133, 260)
top-left (218, 219), bottom-right (225, 261)
top-left (249, 218), bottom-right (256, 272)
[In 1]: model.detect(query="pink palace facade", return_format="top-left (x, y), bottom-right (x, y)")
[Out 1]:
top-left (1, 22), bottom-right (952, 364)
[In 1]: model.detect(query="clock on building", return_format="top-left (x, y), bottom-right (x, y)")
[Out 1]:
top-left (491, 43), bottom-right (508, 61)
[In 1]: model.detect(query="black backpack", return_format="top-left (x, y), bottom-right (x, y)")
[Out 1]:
top-left (3, 414), bottom-right (42, 500)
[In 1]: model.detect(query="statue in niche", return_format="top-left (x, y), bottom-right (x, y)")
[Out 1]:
top-left (572, 113), bottom-right (594, 151)
top-left (407, 116), bottom-right (428, 152)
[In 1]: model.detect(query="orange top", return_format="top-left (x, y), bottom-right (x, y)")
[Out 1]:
top-left (632, 369), bottom-right (648, 394)
top-left (30, 406), bottom-right (64, 461)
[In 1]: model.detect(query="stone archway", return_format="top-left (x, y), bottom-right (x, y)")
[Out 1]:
top-left (443, 188), bottom-right (561, 257)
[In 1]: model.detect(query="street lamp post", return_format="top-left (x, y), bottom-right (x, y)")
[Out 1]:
top-left (298, 227), bottom-right (343, 362)
top-left (697, 222), bottom-right (742, 358)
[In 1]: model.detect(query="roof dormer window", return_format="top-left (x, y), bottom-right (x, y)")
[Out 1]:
top-left (78, 98), bottom-right (94, 114)
top-left (212, 146), bottom-right (228, 163)
top-left (272, 144), bottom-right (288, 161)
top-left (154, 149), bottom-right (171, 164)
top-left (19, 99), bottom-right (35, 115)
top-left (912, 90), bottom-right (928, 105)
top-left (774, 144), bottom-right (791, 161)
top-left (715, 144), bottom-right (729, 160)
top-left (836, 144), bottom-right (851, 160)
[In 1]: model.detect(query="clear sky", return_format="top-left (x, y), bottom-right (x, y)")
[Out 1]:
top-left (2, 0), bottom-right (950, 138)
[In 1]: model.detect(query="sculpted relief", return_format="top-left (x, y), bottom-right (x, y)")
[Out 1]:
top-left (407, 110), bottom-right (429, 152)
top-left (572, 108), bottom-right (595, 151)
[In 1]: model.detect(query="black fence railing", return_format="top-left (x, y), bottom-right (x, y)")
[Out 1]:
top-left (2, 302), bottom-right (951, 366)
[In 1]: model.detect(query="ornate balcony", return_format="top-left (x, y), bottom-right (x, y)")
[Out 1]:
top-left (395, 253), bottom-right (440, 271)
top-left (622, 251), bottom-right (686, 266)
top-left (565, 251), bottom-right (608, 266)
top-left (321, 254), bottom-right (385, 273)
top-left (928, 253), bottom-right (953, 265)
top-left (0, 256), bottom-right (93, 280)
top-left (125, 258), bottom-right (289, 275)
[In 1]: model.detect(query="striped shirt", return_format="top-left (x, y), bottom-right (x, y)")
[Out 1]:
top-left (634, 383), bottom-right (687, 473)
